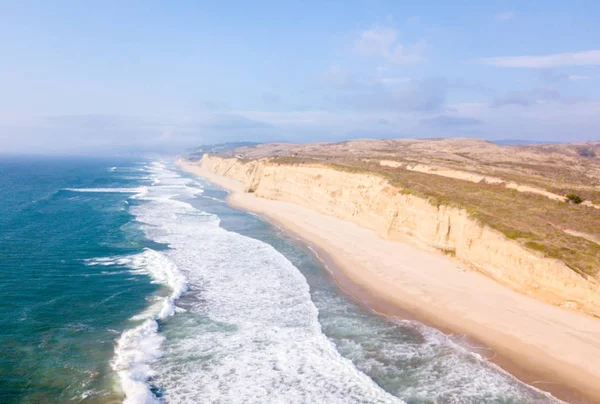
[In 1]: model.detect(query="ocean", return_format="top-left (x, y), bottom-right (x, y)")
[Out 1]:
top-left (0, 156), bottom-right (561, 403)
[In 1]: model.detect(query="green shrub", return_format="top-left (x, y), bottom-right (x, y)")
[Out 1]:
top-left (566, 193), bottom-right (583, 204)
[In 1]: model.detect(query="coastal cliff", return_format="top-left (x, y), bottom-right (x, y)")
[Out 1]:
top-left (197, 154), bottom-right (600, 317)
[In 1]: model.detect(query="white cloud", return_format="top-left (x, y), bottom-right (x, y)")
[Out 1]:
top-left (355, 27), bottom-right (425, 64)
top-left (240, 110), bottom-right (334, 126)
top-left (539, 70), bottom-right (591, 82)
top-left (380, 77), bottom-right (411, 85)
top-left (490, 87), bottom-right (584, 107)
top-left (568, 75), bottom-right (590, 80)
top-left (480, 50), bottom-right (600, 68)
top-left (495, 11), bottom-right (516, 21)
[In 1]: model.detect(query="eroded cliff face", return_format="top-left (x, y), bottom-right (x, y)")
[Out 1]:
top-left (199, 155), bottom-right (600, 316)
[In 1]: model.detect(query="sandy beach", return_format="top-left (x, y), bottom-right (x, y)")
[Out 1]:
top-left (181, 162), bottom-right (600, 403)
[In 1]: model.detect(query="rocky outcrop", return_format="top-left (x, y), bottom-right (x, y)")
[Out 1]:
top-left (199, 155), bottom-right (600, 316)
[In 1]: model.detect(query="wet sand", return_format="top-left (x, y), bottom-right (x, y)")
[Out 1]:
top-left (181, 161), bottom-right (600, 404)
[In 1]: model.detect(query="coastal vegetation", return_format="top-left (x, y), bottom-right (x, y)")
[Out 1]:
top-left (566, 193), bottom-right (584, 204)
top-left (262, 141), bottom-right (600, 280)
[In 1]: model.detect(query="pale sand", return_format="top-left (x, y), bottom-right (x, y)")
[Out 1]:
top-left (182, 162), bottom-right (600, 403)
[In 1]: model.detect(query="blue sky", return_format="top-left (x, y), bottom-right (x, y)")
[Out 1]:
top-left (1, 0), bottom-right (600, 153)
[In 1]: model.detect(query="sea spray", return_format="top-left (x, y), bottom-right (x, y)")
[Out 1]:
top-left (64, 187), bottom-right (148, 194)
top-left (127, 162), bottom-right (404, 403)
top-left (88, 249), bottom-right (187, 402)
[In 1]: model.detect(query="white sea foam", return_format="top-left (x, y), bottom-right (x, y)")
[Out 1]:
top-left (323, 308), bottom-right (563, 403)
top-left (116, 161), bottom-right (403, 403)
top-left (64, 187), bottom-right (148, 194)
top-left (201, 195), bottom-right (226, 203)
top-left (101, 249), bottom-right (187, 404)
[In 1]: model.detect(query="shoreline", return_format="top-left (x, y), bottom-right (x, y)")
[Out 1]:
top-left (249, 205), bottom-right (588, 404)
top-left (293, 233), bottom-right (585, 403)
top-left (181, 161), bottom-right (600, 404)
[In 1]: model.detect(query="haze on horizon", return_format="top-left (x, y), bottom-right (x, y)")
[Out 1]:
top-left (1, 0), bottom-right (599, 155)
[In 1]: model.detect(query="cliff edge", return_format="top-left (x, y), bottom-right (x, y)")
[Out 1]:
top-left (197, 154), bottom-right (600, 318)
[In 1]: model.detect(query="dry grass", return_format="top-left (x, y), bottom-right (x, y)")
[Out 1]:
top-left (367, 162), bottom-right (600, 278)
top-left (270, 156), bottom-right (600, 278)
top-left (230, 139), bottom-right (600, 279)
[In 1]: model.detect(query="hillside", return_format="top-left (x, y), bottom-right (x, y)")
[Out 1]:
top-left (192, 138), bottom-right (600, 316)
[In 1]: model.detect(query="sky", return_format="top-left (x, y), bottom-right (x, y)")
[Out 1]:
top-left (1, 0), bottom-right (600, 154)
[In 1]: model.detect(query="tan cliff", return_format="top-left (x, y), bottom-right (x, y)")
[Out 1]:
top-left (197, 154), bottom-right (600, 317)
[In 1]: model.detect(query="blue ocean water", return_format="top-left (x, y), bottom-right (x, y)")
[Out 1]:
top-left (0, 156), bottom-right (562, 403)
top-left (0, 156), bottom-right (155, 403)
